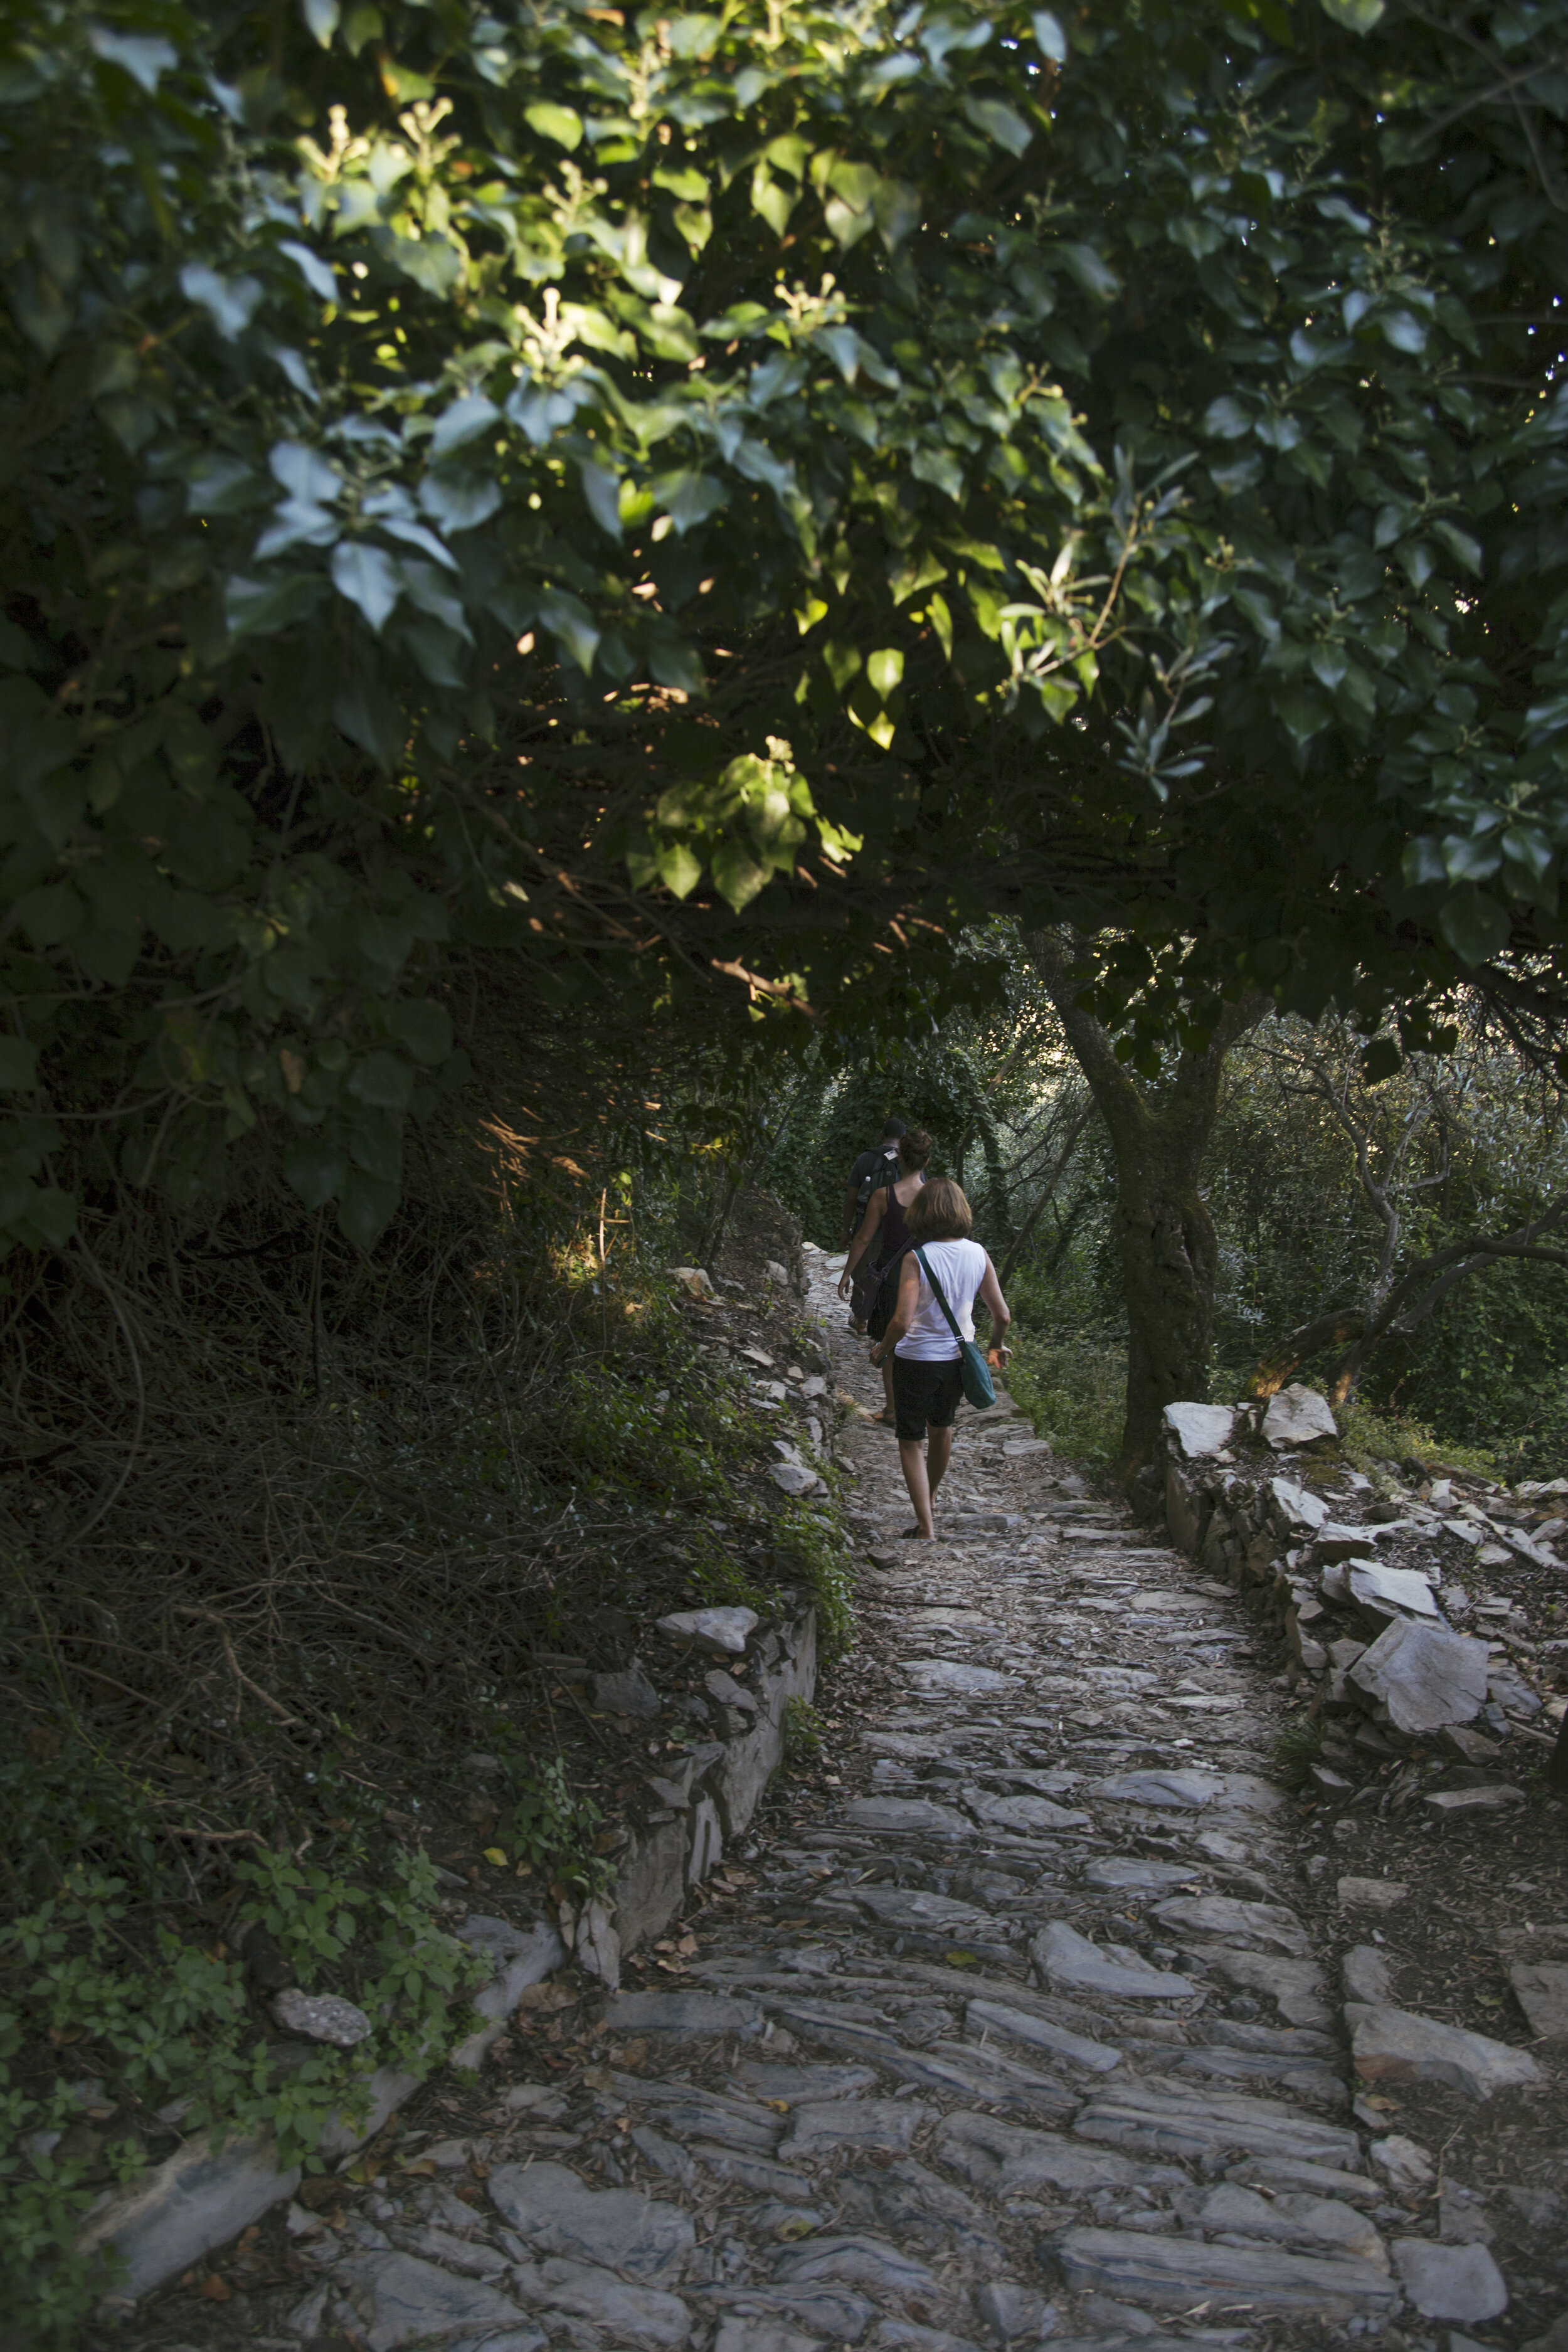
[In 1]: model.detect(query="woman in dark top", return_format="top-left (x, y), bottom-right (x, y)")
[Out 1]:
top-left (837, 1127), bottom-right (931, 1422)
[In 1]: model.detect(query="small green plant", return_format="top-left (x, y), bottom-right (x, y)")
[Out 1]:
top-left (487, 1750), bottom-right (613, 1899)
top-left (1338, 1396), bottom-right (1496, 1481)
top-left (0, 1845), bottom-right (489, 2346)
top-left (1272, 1714), bottom-right (1325, 1793)
top-left (784, 1695), bottom-right (825, 1760)
top-left (770, 1500), bottom-right (856, 1661)
top-left (1007, 1328), bottom-right (1126, 1465)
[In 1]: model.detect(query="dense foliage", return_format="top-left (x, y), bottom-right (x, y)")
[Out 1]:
top-left (5, 0), bottom-right (1568, 1258)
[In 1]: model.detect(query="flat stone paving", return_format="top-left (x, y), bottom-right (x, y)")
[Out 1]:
top-left (189, 1251), bottom-right (1454, 2351)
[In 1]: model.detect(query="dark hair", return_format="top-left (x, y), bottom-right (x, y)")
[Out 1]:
top-left (898, 1126), bottom-right (933, 1172)
top-left (906, 1177), bottom-right (972, 1240)
top-left (881, 1116), bottom-right (907, 1138)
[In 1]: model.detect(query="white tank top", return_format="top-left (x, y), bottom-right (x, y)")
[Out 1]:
top-left (894, 1238), bottom-right (988, 1361)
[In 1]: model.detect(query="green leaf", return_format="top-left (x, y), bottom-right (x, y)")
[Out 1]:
top-left (960, 97), bottom-right (1033, 158)
top-left (526, 102), bottom-right (583, 151)
top-left (867, 648), bottom-right (904, 698)
top-left (346, 1051), bottom-right (414, 1111)
top-left (384, 999), bottom-right (453, 1064)
top-left (1438, 884), bottom-right (1510, 968)
top-left (300, 0), bottom-right (341, 45)
top-left (332, 541), bottom-right (402, 634)
top-left (538, 589), bottom-right (600, 676)
top-left (1059, 242), bottom-right (1121, 302)
top-left (88, 28), bottom-right (177, 89)
top-left (657, 839), bottom-right (702, 898)
top-left (284, 1140), bottom-right (347, 1209)
top-left (580, 460), bottom-right (623, 541)
top-left (418, 472), bottom-right (502, 534)
top-left (1031, 8), bottom-right (1067, 56)
top-left (1319, 0), bottom-right (1385, 26)
top-left (179, 265), bottom-right (264, 341)
top-left (337, 1169), bottom-right (400, 1249)
top-left (0, 1039), bottom-right (39, 1091)
top-left (1430, 518), bottom-right (1482, 574)
top-left (429, 395), bottom-right (499, 462)
top-left (710, 837), bottom-right (770, 912)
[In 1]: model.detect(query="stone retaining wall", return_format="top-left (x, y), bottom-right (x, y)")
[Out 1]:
top-left (79, 1591), bottom-right (819, 2318)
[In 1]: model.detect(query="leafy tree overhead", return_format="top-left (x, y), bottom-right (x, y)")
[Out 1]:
top-left (4, 0), bottom-right (1567, 1264)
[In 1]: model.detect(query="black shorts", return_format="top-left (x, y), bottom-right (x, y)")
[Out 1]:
top-left (893, 1354), bottom-right (963, 1441)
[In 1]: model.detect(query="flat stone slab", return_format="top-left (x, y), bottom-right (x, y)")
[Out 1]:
top-left (330, 2252), bottom-right (529, 2352)
top-left (489, 2161), bottom-right (696, 2282)
top-left (511, 2255), bottom-right (692, 2345)
top-left (965, 1792), bottom-right (1091, 1834)
top-left (604, 1991), bottom-right (763, 2037)
top-left (714, 2322), bottom-right (824, 2352)
top-left (1349, 1617), bottom-right (1490, 1733)
top-left (736, 2063), bottom-right (880, 2102)
top-left (1149, 1894), bottom-right (1310, 1956)
top-left (1163, 1401), bottom-right (1236, 1458)
top-left (1090, 1767), bottom-right (1224, 1808)
top-left (1425, 1783), bottom-right (1527, 1816)
top-left (1337, 1877), bottom-right (1410, 1910)
top-left (1082, 1858), bottom-right (1202, 1894)
top-left (775, 2232), bottom-right (936, 2294)
top-left (1073, 2080), bottom-right (1360, 2170)
top-left (1199, 1947), bottom-right (1331, 2030)
top-left (1263, 1384), bottom-right (1339, 1450)
top-left (1348, 1560), bottom-right (1440, 1619)
top-left (1053, 2226), bottom-right (1397, 2315)
top-left (1227, 2156), bottom-right (1385, 2206)
top-left (1392, 2239), bottom-right (1509, 2322)
top-left (1509, 1960), bottom-right (1568, 2040)
top-left (842, 1798), bottom-right (975, 1838)
top-left (851, 1887), bottom-right (994, 1935)
top-left (780, 2100), bottom-right (931, 2158)
top-left (1345, 2003), bottom-right (1545, 2098)
top-left (902, 1660), bottom-right (1019, 1694)
top-left (965, 1998), bottom-right (1121, 2075)
top-left (936, 2111), bottom-right (1185, 2195)
top-left (1192, 2183), bottom-right (1384, 2264)
top-left (1033, 1921), bottom-right (1194, 2000)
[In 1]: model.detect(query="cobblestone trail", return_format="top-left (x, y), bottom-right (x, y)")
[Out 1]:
top-left (268, 1246), bottom-right (1465, 2352)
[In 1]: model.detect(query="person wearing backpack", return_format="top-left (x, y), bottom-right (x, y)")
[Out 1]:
top-left (837, 1127), bottom-right (931, 1416)
top-left (840, 1117), bottom-right (908, 1333)
top-left (868, 1177), bottom-right (1012, 1539)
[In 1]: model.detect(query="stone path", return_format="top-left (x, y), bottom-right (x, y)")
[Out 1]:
top-left (238, 1248), bottom-right (1473, 2352)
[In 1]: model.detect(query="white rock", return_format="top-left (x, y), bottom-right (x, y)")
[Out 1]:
top-left (669, 1266), bottom-right (717, 1298)
top-left (271, 1989), bottom-right (373, 2048)
top-left (769, 1463), bottom-right (822, 1495)
top-left (655, 1607), bottom-right (758, 1656)
top-left (1346, 2003), bottom-right (1545, 2098)
top-left (1392, 2240), bottom-right (1508, 2322)
top-left (1369, 2133), bottom-right (1435, 2195)
top-left (1163, 1402), bottom-right (1236, 1459)
top-left (1272, 1478), bottom-right (1331, 1530)
top-left (1348, 1617), bottom-right (1490, 1733)
top-left (1263, 1385), bottom-right (1339, 1449)
top-left (1347, 1561), bottom-right (1440, 1621)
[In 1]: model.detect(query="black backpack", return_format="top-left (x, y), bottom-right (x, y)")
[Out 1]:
top-left (856, 1143), bottom-right (903, 1217)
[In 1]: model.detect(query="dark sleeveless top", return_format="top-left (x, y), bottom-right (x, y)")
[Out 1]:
top-left (878, 1180), bottom-right (916, 1267)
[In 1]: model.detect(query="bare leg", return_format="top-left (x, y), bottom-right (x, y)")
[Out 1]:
top-left (926, 1422), bottom-right (953, 1509)
top-left (899, 1437), bottom-right (936, 1537)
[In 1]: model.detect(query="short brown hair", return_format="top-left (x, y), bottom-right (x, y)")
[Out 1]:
top-left (907, 1177), bottom-right (972, 1241)
top-left (898, 1127), bottom-right (933, 1171)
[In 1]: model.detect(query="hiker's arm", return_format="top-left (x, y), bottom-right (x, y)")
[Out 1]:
top-left (840, 1182), bottom-right (860, 1246)
top-left (870, 1254), bottom-right (921, 1362)
top-left (837, 1190), bottom-right (886, 1295)
top-left (978, 1256), bottom-right (1012, 1363)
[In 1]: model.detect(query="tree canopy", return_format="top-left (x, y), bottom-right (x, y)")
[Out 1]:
top-left (4, 0), bottom-right (1567, 1254)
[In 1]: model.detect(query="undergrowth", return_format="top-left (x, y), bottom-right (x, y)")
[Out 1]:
top-left (1007, 1327), bottom-right (1126, 1466)
top-left (1337, 1395), bottom-right (1498, 1481)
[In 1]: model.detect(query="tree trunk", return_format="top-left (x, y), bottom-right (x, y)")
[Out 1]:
top-left (1027, 931), bottom-right (1266, 1477)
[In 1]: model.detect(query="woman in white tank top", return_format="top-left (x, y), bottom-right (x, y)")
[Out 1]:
top-left (867, 1177), bottom-right (1012, 1540)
